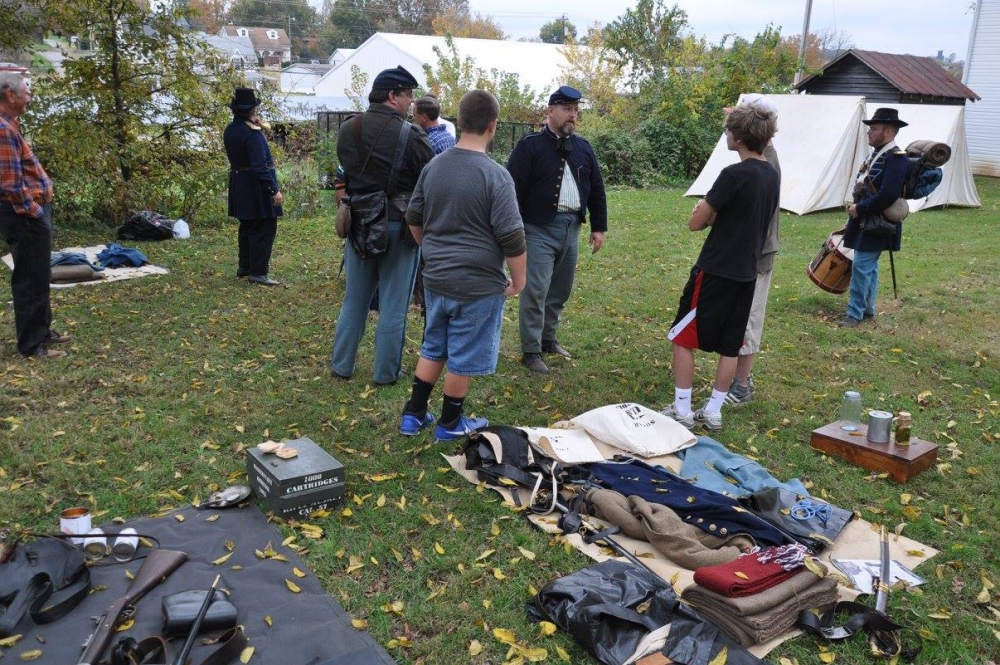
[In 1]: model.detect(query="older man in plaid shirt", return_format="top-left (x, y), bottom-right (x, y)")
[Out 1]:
top-left (0, 72), bottom-right (69, 359)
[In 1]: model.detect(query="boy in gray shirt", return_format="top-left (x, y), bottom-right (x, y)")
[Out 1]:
top-left (399, 90), bottom-right (527, 441)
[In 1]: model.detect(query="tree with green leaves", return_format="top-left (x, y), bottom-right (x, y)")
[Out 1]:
top-left (539, 17), bottom-right (576, 44)
top-left (558, 24), bottom-right (624, 117)
top-left (28, 0), bottom-right (245, 224)
top-left (325, 0), bottom-right (394, 49)
top-left (603, 0), bottom-right (692, 86)
top-left (229, 0), bottom-right (319, 33)
top-left (431, 6), bottom-right (506, 39)
top-left (422, 34), bottom-right (544, 124)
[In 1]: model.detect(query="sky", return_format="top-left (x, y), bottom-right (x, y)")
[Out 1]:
top-left (466, 0), bottom-right (977, 60)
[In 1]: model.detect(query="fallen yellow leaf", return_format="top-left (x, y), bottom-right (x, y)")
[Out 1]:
top-left (285, 579), bottom-right (301, 593)
top-left (239, 646), bottom-right (255, 663)
top-left (468, 640), bottom-right (483, 656)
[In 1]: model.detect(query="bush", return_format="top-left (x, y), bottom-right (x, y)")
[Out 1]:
top-left (639, 117), bottom-right (719, 181)
top-left (585, 126), bottom-right (654, 188)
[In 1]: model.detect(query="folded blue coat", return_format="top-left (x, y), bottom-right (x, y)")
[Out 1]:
top-left (583, 458), bottom-right (793, 548)
top-left (97, 243), bottom-right (148, 268)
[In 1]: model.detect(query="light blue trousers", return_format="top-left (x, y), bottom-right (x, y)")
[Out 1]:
top-left (331, 221), bottom-right (418, 384)
top-left (847, 249), bottom-right (881, 321)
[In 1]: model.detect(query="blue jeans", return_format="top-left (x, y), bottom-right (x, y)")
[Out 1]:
top-left (519, 213), bottom-right (581, 353)
top-left (421, 290), bottom-right (505, 376)
top-left (331, 221), bottom-right (418, 384)
top-left (847, 249), bottom-right (880, 321)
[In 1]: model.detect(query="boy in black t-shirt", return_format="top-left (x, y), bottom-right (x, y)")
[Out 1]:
top-left (661, 104), bottom-right (780, 432)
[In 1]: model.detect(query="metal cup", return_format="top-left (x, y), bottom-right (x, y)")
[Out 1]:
top-left (111, 528), bottom-right (138, 562)
top-left (867, 410), bottom-right (894, 444)
top-left (82, 528), bottom-right (109, 561)
top-left (59, 506), bottom-right (92, 545)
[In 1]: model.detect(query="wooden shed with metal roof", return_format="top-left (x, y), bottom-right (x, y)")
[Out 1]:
top-left (795, 49), bottom-right (980, 106)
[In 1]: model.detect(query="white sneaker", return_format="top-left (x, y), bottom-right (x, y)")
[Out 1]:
top-left (694, 408), bottom-right (723, 431)
top-left (660, 404), bottom-right (695, 429)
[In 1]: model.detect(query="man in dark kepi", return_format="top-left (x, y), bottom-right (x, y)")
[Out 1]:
top-left (840, 107), bottom-right (909, 328)
top-left (223, 87), bottom-right (284, 286)
top-left (506, 84), bottom-right (608, 375)
top-left (330, 65), bottom-right (434, 386)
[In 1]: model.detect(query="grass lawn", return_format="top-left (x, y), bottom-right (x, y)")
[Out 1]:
top-left (2, 177), bottom-right (998, 664)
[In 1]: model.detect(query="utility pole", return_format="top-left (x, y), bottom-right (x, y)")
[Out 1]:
top-left (794, 0), bottom-right (813, 86)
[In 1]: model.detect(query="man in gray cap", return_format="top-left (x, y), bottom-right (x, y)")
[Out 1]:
top-left (506, 85), bottom-right (608, 374)
top-left (331, 65), bottom-right (435, 385)
top-left (840, 107), bottom-right (909, 328)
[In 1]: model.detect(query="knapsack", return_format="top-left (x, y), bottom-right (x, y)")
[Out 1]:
top-left (901, 140), bottom-right (950, 200)
top-left (0, 536), bottom-right (90, 636)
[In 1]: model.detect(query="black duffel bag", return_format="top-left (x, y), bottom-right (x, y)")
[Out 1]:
top-left (117, 210), bottom-right (175, 241)
top-left (0, 536), bottom-right (90, 636)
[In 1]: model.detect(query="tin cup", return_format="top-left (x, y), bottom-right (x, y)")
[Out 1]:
top-left (111, 528), bottom-right (139, 562)
top-left (82, 528), bottom-right (109, 561)
top-left (867, 410), bottom-right (894, 444)
top-left (59, 506), bottom-right (92, 545)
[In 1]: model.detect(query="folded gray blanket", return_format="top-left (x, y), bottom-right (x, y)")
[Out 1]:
top-left (681, 570), bottom-right (840, 646)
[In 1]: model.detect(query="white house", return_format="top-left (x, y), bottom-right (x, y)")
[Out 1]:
top-left (311, 33), bottom-right (574, 107)
top-left (964, 0), bottom-right (1000, 176)
top-left (219, 26), bottom-right (291, 68)
top-left (197, 32), bottom-right (255, 71)
top-left (280, 62), bottom-right (332, 94)
top-left (327, 48), bottom-right (355, 67)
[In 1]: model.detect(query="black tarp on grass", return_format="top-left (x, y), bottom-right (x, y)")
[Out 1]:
top-left (7, 504), bottom-right (397, 665)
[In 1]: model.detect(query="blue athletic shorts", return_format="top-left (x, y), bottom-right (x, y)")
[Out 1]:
top-left (421, 290), bottom-right (506, 376)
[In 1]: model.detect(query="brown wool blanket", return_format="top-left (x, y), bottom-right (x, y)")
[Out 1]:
top-left (681, 570), bottom-right (840, 646)
top-left (582, 488), bottom-right (754, 569)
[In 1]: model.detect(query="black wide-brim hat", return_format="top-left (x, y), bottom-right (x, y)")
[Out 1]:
top-left (229, 87), bottom-right (260, 111)
top-left (863, 107), bottom-right (908, 128)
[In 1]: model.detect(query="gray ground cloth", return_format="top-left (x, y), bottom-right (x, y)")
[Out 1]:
top-left (9, 504), bottom-right (396, 665)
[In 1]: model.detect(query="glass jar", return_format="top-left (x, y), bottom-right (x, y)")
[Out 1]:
top-left (840, 391), bottom-right (862, 431)
top-left (895, 411), bottom-right (912, 446)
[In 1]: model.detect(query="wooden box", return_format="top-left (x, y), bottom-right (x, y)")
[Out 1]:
top-left (810, 421), bottom-right (938, 483)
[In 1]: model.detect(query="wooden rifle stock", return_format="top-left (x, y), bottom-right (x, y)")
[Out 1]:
top-left (77, 549), bottom-right (187, 665)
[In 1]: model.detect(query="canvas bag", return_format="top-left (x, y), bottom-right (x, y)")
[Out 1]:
top-left (570, 403), bottom-right (697, 458)
top-left (347, 120), bottom-right (411, 259)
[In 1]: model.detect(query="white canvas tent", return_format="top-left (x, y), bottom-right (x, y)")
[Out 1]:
top-left (686, 94), bottom-right (981, 215)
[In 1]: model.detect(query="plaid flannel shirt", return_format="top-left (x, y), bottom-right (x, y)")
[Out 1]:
top-left (0, 109), bottom-right (52, 219)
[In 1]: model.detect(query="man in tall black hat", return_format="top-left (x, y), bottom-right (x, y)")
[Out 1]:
top-left (331, 65), bottom-right (434, 386)
top-left (223, 87), bottom-right (284, 286)
top-left (839, 107), bottom-right (909, 328)
top-left (506, 84), bottom-right (608, 374)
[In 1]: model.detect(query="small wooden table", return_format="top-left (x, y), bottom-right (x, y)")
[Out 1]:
top-left (810, 421), bottom-right (938, 483)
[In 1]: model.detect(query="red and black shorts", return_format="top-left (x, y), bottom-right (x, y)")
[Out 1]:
top-left (668, 267), bottom-right (756, 357)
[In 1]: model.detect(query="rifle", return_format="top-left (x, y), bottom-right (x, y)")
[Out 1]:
top-left (77, 549), bottom-right (187, 665)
